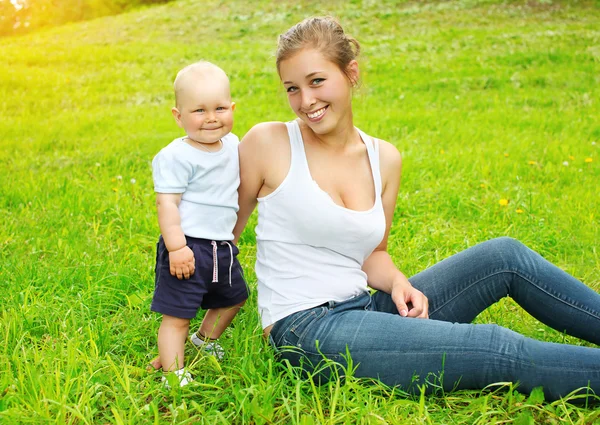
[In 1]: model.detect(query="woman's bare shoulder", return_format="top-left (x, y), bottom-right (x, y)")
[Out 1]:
top-left (240, 121), bottom-right (292, 194)
top-left (375, 138), bottom-right (402, 170)
top-left (242, 121), bottom-right (289, 148)
top-left (239, 122), bottom-right (291, 177)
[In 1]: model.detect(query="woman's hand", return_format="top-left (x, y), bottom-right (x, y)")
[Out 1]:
top-left (391, 277), bottom-right (429, 318)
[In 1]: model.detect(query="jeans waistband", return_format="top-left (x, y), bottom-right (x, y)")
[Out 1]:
top-left (322, 291), bottom-right (371, 310)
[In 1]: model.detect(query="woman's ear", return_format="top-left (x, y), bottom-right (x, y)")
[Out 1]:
top-left (347, 60), bottom-right (360, 87)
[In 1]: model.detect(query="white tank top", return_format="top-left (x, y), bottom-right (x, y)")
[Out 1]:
top-left (255, 121), bottom-right (386, 328)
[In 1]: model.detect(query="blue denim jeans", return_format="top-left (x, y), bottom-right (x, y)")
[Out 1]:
top-left (269, 238), bottom-right (600, 401)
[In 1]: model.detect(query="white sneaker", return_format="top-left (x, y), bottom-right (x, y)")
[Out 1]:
top-left (162, 368), bottom-right (192, 389)
top-left (190, 332), bottom-right (225, 360)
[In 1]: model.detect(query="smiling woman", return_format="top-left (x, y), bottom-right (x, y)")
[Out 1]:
top-left (222, 15), bottom-right (600, 403)
top-left (280, 49), bottom-right (357, 136)
top-left (0, 0), bottom-right (171, 36)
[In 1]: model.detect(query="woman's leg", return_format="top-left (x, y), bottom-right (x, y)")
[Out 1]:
top-left (270, 294), bottom-right (600, 402)
top-left (374, 237), bottom-right (600, 344)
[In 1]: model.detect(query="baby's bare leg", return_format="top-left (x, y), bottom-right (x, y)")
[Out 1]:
top-left (150, 302), bottom-right (246, 370)
top-left (158, 315), bottom-right (190, 372)
top-left (198, 301), bottom-right (245, 339)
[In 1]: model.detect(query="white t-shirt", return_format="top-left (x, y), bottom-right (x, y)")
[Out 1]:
top-left (255, 122), bottom-right (386, 328)
top-left (152, 133), bottom-right (240, 241)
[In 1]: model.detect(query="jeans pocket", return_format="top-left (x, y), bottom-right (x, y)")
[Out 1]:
top-left (280, 307), bottom-right (327, 349)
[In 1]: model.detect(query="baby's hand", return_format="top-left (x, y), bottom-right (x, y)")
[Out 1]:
top-left (169, 246), bottom-right (195, 280)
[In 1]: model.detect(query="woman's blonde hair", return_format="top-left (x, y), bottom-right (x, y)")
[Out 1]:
top-left (276, 16), bottom-right (360, 84)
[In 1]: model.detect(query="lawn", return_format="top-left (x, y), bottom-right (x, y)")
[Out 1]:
top-left (1, 0), bottom-right (599, 423)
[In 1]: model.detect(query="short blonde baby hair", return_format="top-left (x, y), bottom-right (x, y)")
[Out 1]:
top-left (173, 61), bottom-right (230, 108)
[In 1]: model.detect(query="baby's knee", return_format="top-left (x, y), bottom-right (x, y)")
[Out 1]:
top-left (161, 315), bottom-right (191, 331)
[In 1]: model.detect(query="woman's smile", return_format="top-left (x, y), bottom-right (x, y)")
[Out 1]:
top-left (280, 48), bottom-right (355, 135)
top-left (306, 106), bottom-right (328, 121)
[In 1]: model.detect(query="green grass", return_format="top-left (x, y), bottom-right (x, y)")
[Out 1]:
top-left (1, 0), bottom-right (599, 423)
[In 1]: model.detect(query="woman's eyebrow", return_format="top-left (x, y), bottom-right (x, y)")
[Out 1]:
top-left (283, 71), bottom-right (324, 85)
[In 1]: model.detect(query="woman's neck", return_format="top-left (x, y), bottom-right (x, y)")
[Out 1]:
top-left (299, 114), bottom-right (359, 151)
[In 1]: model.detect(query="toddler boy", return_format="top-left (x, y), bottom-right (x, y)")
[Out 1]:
top-left (150, 61), bottom-right (248, 387)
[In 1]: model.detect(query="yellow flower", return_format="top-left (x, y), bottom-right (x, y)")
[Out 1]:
top-left (585, 157), bottom-right (593, 163)
top-left (440, 149), bottom-right (445, 155)
top-left (112, 188), bottom-right (118, 192)
top-left (516, 208), bottom-right (524, 214)
top-left (569, 155), bottom-right (575, 160)
top-left (528, 161), bottom-right (537, 165)
top-left (499, 199), bottom-right (509, 206)
top-left (479, 183), bottom-right (486, 189)
top-left (504, 153), bottom-right (509, 158)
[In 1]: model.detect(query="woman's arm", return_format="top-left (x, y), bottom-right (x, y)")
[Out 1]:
top-left (362, 140), bottom-right (429, 318)
top-left (232, 129), bottom-right (262, 244)
top-left (232, 122), bottom-right (289, 244)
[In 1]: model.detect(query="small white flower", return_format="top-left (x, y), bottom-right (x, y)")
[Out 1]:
top-left (592, 141), bottom-right (597, 145)
top-left (117, 175), bottom-right (122, 180)
top-left (95, 163), bottom-right (101, 167)
top-left (130, 178), bottom-right (136, 184)
top-left (563, 161), bottom-right (569, 166)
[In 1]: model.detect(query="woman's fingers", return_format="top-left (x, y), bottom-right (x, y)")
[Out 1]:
top-left (406, 288), bottom-right (429, 319)
top-left (391, 291), bottom-right (409, 317)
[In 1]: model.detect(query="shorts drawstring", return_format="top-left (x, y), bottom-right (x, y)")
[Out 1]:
top-left (211, 241), bottom-right (234, 286)
top-left (222, 241), bottom-right (233, 286)
top-left (211, 241), bottom-right (218, 283)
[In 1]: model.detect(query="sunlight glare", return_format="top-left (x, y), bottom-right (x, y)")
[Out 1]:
top-left (10, 0), bottom-right (27, 12)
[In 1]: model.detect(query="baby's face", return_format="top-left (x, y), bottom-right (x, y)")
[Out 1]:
top-left (174, 78), bottom-right (234, 145)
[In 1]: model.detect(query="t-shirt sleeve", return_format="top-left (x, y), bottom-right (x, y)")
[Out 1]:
top-left (152, 148), bottom-right (192, 193)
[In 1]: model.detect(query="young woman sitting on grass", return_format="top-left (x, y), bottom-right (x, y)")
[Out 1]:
top-left (232, 16), bottom-right (600, 402)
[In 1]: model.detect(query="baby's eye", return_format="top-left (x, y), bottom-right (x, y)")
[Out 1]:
top-left (195, 109), bottom-right (205, 113)
top-left (216, 106), bottom-right (226, 111)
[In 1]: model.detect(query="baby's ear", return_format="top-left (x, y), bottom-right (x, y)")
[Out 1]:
top-left (171, 107), bottom-right (183, 127)
top-left (231, 102), bottom-right (236, 111)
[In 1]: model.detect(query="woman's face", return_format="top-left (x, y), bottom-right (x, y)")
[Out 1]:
top-left (279, 48), bottom-right (358, 135)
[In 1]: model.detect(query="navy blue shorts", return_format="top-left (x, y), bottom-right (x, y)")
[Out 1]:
top-left (151, 236), bottom-right (249, 319)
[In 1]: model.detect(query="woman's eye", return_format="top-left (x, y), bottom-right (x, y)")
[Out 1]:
top-left (286, 86), bottom-right (298, 93)
top-left (312, 78), bottom-right (324, 85)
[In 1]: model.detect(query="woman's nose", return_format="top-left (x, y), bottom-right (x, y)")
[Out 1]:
top-left (301, 90), bottom-right (316, 110)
